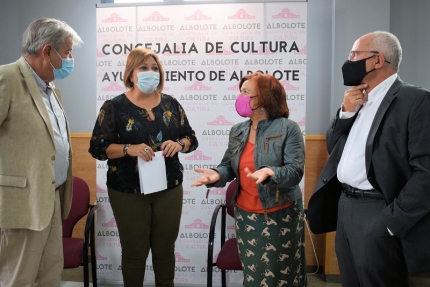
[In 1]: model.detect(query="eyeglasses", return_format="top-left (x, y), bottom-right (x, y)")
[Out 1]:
top-left (348, 50), bottom-right (379, 61)
top-left (348, 50), bottom-right (392, 64)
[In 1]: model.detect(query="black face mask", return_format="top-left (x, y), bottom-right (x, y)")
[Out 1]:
top-left (341, 55), bottom-right (376, 86)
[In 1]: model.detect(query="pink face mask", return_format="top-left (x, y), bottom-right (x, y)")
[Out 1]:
top-left (235, 94), bottom-right (257, 117)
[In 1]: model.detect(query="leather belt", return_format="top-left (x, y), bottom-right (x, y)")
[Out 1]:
top-left (342, 183), bottom-right (383, 199)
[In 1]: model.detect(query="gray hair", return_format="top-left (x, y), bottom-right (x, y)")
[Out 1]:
top-left (369, 31), bottom-right (402, 71)
top-left (22, 18), bottom-right (83, 56)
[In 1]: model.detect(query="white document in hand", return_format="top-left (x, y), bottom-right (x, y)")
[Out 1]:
top-left (137, 151), bottom-right (167, 194)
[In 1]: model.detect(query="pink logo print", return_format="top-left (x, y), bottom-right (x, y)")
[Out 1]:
top-left (175, 252), bottom-right (191, 262)
top-left (185, 219), bottom-right (210, 229)
top-left (272, 8), bottom-right (300, 19)
top-left (207, 252), bottom-right (219, 263)
top-left (207, 116), bottom-right (234, 126)
top-left (209, 187), bottom-right (226, 195)
top-left (183, 189), bottom-right (191, 195)
top-left (294, 45), bottom-right (307, 55)
top-left (206, 48), bottom-right (234, 55)
top-left (185, 10), bottom-right (212, 20)
top-left (185, 150), bottom-right (212, 160)
top-left (296, 117), bottom-right (306, 127)
top-left (96, 49), bottom-right (106, 57)
top-left (227, 224), bottom-right (235, 230)
top-left (185, 81), bottom-right (212, 91)
top-left (96, 251), bottom-right (107, 260)
top-left (102, 13), bottom-right (128, 23)
top-left (97, 185), bottom-right (107, 193)
top-left (228, 9), bottom-right (255, 20)
top-left (228, 82), bottom-right (240, 91)
top-left (162, 86), bottom-right (169, 91)
top-left (281, 80), bottom-right (299, 90)
top-left (122, 51), bottom-right (131, 57)
top-left (250, 46), bottom-right (276, 55)
top-left (143, 12), bottom-right (169, 22)
top-left (102, 82), bottom-right (126, 91)
top-left (102, 218), bottom-right (117, 227)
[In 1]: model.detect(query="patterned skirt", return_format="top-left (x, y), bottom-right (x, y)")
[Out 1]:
top-left (235, 199), bottom-right (307, 287)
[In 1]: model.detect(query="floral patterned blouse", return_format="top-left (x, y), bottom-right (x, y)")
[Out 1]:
top-left (89, 93), bottom-right (198, 193)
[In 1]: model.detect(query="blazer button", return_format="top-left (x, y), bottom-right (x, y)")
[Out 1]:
top-left (51, 156), bottom-right (55, 160)
top-left (323, 179), bottom-right (327, 183)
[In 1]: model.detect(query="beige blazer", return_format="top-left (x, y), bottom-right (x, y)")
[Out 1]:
top-left (0, 57), bottom-right (73, 231)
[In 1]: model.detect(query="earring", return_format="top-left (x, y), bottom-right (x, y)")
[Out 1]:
top-left (260, 108), bottom-right (264, 115)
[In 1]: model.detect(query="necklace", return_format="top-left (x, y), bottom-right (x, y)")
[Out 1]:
top-left (251, 124), bottom-right (257, 131)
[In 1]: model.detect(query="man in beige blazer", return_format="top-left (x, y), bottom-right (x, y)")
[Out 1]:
top-left (0, 18), bottom-right (82, 287)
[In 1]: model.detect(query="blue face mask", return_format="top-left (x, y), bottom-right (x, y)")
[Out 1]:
top-left (136, 71), bottom-right (160, 94)
top-left (50, 48), bottom-right (74, 80)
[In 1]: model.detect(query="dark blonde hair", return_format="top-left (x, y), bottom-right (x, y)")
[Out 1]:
top-left (240, 72), bottom-right (289, 118)
top-left (123, 47), bottom-right (165, 92)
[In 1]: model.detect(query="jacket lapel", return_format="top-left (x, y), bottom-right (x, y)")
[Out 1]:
top-left (17, 57), bottom-right (55, 144)
top-left (365, 77), bottom-right (404, 177)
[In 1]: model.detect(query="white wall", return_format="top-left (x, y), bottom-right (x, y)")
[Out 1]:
top-left (0, 0), bottom-right (20, 64)
top-left (390, 0), bottom-right (430, 89)
top-left (0, 0), bottom-right (99, 133)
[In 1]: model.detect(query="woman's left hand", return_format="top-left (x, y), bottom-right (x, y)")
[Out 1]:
top-left (161, 140), bottom-right (182, 157)
top-left (244, 167), bottom-right (275, 184)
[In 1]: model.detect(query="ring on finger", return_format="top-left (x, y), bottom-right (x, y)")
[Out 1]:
top-left (144, 148), bottom-right (149, 152)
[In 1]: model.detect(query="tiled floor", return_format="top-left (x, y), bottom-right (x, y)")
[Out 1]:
top-left (62, 267), bottom-right (430, 286)
top-left (61, 267), bottom-right (341, 287)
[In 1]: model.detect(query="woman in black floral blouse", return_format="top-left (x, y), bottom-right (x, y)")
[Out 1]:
top-left (89, 47), bottom-right (198, 286)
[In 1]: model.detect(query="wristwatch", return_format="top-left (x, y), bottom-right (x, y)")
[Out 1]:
top-left (123, 144), bottom-right (130, 156)
top-left (177, 139), bottom-right (185, 151)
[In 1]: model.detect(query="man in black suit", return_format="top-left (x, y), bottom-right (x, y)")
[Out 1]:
top-left (308, 31), bottom-right (430, 287)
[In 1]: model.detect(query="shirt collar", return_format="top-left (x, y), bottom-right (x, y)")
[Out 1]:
top-left (367, 73), bottom-right (398, 104)
top-left (24, 59), bottom-right (52, 91)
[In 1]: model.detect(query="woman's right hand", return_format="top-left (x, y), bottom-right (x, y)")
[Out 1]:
top-left (191, 168), bottom-right (220, 186)
top-left (127, 143), bottom-right (154, 161)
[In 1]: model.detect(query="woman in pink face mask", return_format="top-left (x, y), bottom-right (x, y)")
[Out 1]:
top-left (192, 72), bottom-right (306, 287)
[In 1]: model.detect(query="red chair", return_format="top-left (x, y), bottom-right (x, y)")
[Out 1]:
top-left (62, 176), bottom-right (99, 287)
top-left (207, 179), bottom-right (242, 287)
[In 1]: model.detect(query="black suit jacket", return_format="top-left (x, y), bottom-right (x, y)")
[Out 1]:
top-left (308, 77), bottom-right (430, 273)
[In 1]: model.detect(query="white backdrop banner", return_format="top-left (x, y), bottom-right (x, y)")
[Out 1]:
top-left (95, 2), bottom-right (307, 285)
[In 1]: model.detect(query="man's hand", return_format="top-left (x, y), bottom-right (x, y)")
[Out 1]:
top-left (342, 83), bottom-right (368, 112)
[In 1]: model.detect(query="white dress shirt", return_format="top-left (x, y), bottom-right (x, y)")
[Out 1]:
top-left (337, 73), bottom-right (398, 190)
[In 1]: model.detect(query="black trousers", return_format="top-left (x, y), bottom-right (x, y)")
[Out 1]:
top-left (335, 193), bottom-right (408, 287)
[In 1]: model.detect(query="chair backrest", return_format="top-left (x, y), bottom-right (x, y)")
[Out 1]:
top-left (62, 176), bottom-right (90, 237)
top-left (226, 179), bottom-right (237, 217)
